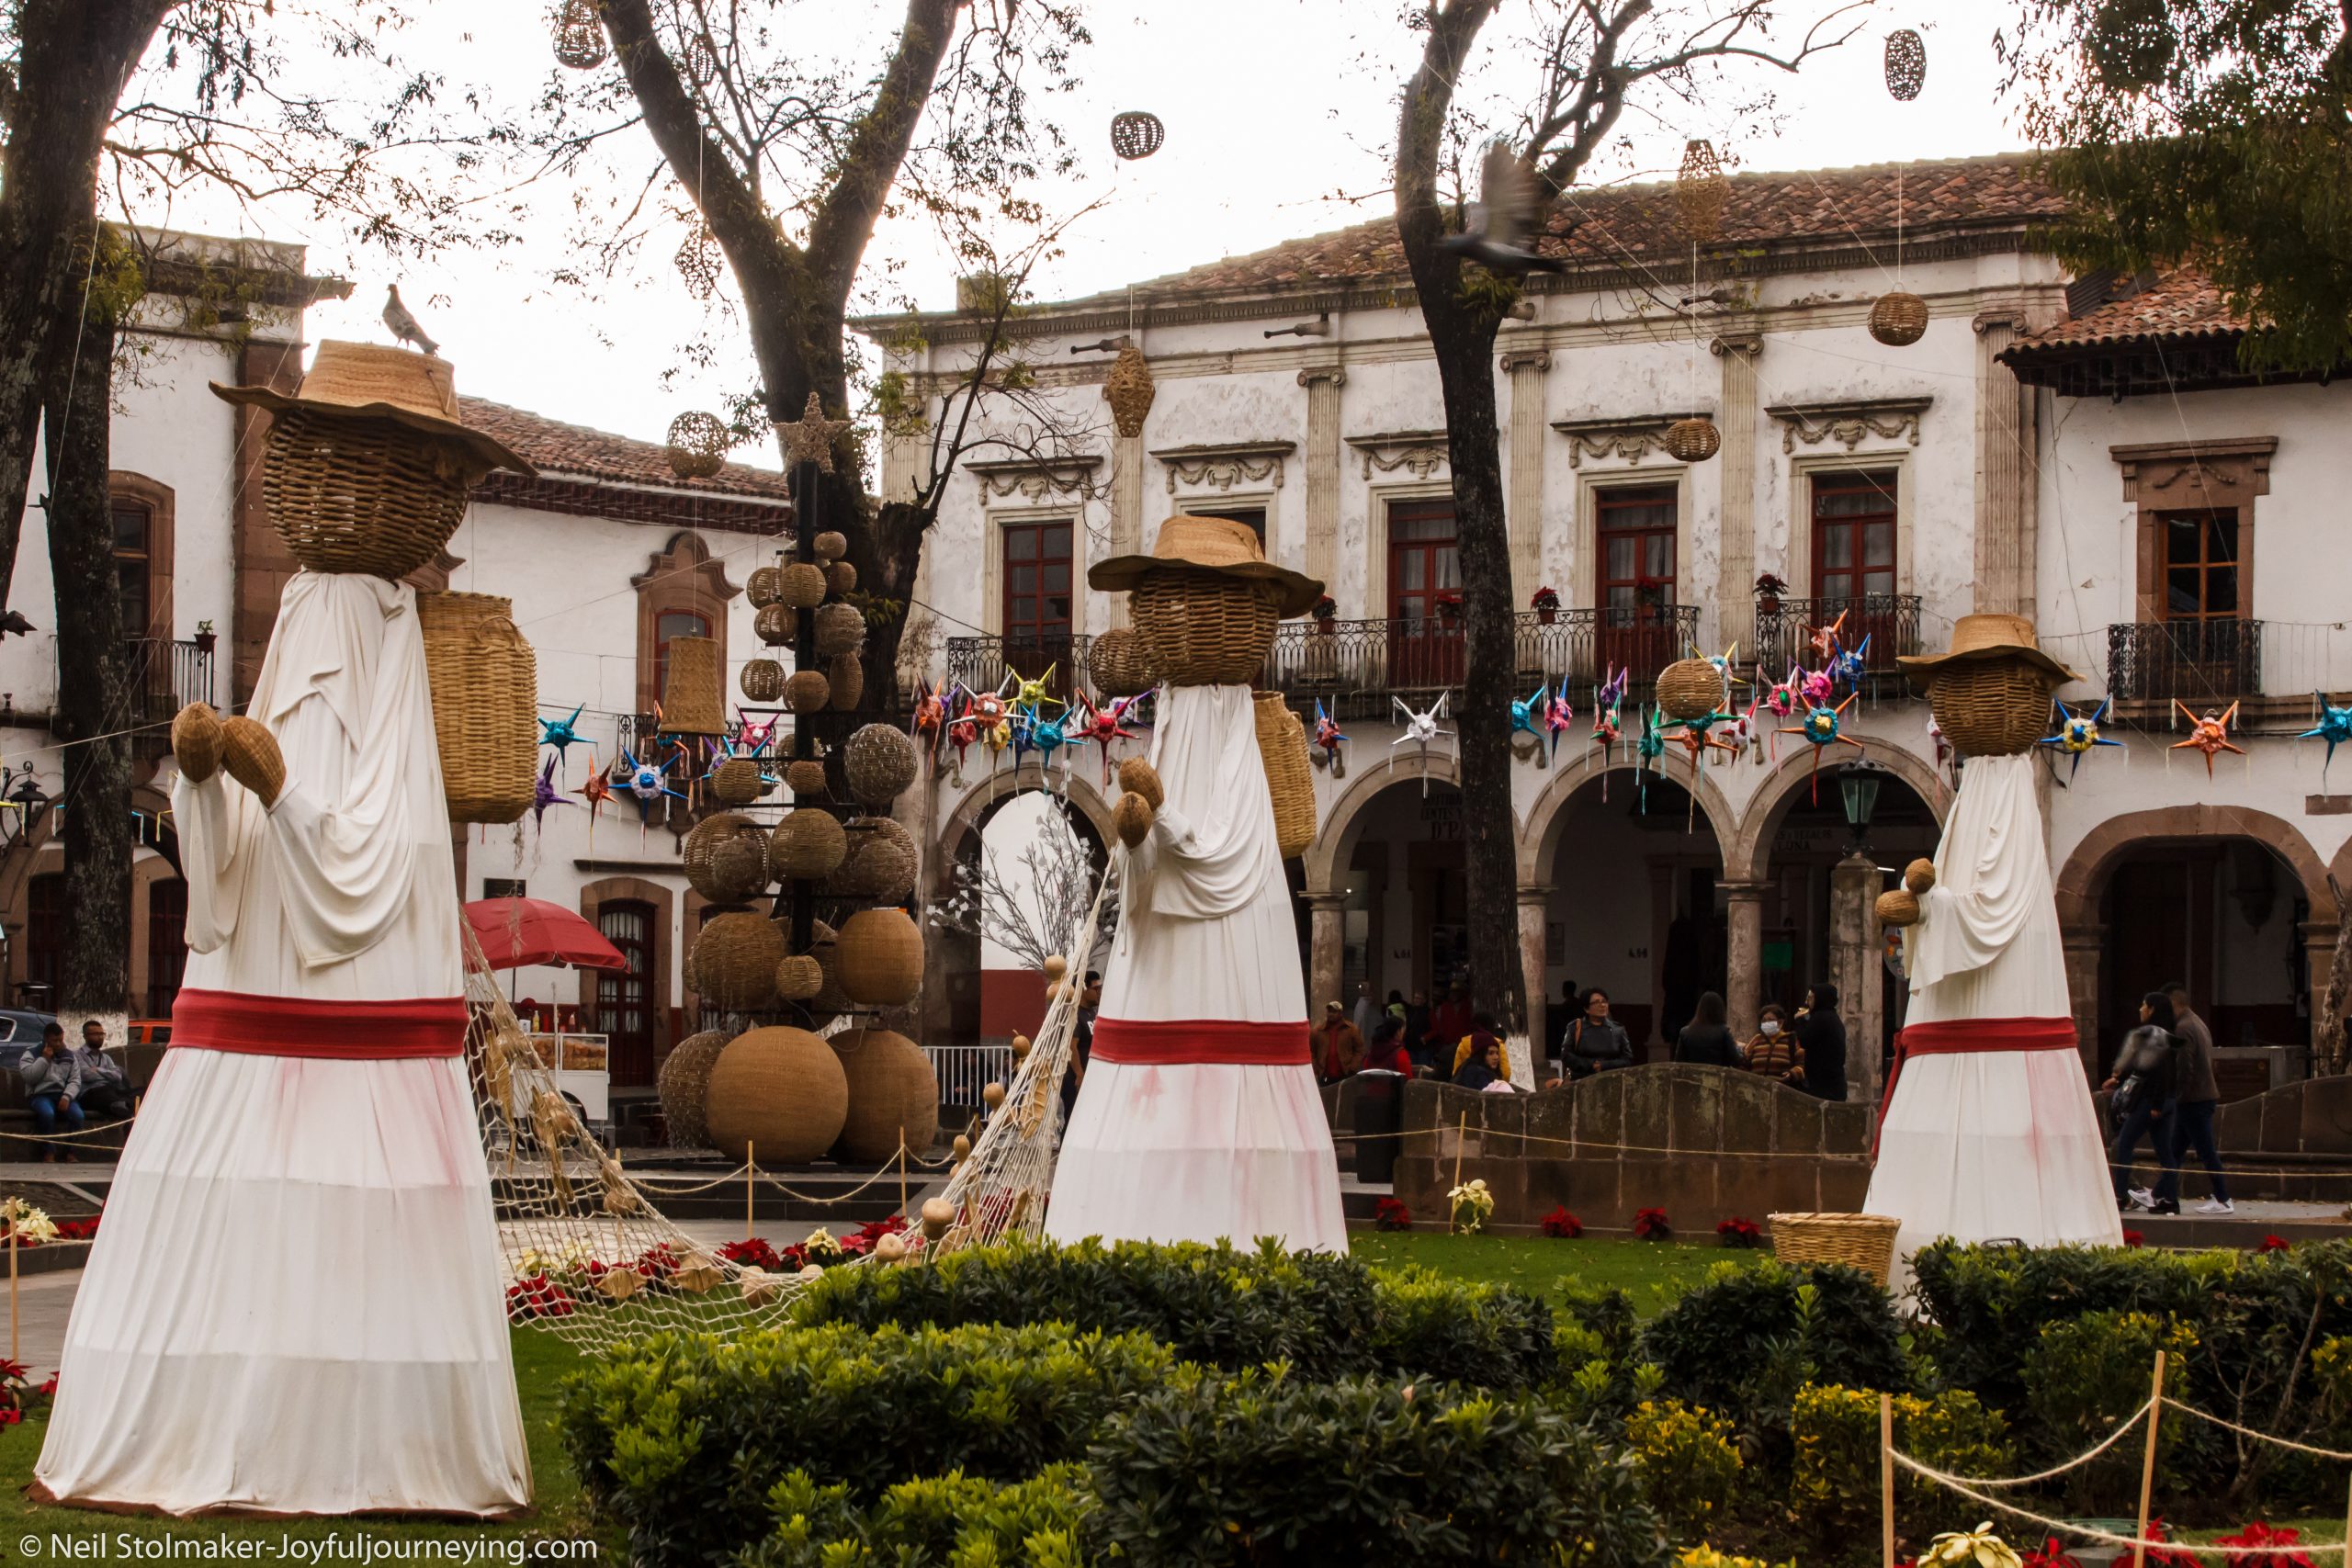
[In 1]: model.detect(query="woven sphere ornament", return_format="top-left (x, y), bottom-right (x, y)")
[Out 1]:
top-left (815, 602), bottom-right (865, 659)
top-left (656, 1029), bottom-right (729, 1148)
top-left (825, 560), bottom-right (857, 596)
top-left (786, 759), bottom-right (829, 797)
top-left (804, 919), bottom-right (852, 1014)
top-left (844, 723), bottom-right (919, 807)
top-left (748, 565), bottom-right (786, 608)
top-left (674, 224), bottom-right (723, 299)
top-left (712, 756), bottom-right (767, 807)
top-left (1089, 625), bottom-right (1154, 697)
top-left (830, 1027), bottom-right (939, 1162)
top-left (769, 807), bottom-right (847, 882)
top-left (775, 953), bottom-right (824, 1003)
top-left (1102, 344), bottom-right (1156, 439)
top-left (828, 816), bottom-right (917, 903)
top-left (837, 908), bottom-right (924, 1008)
top-left (828, 652), bottom-right (865, 712)
top-left (665, 411), bottom-right (729, 479)
top-left (2087, 0), bottom-right (2176, 91)
top-left (1665, 416), bottom-right (1721, 463)
top-left (755, 603), bottom-right (796, 645)
top-left (683, 812), bottom-right (771, 902)
top-left (661, 634), bottom-right (727, 735)
top-left (1675, 139), bottom-right (1729, 242)
top-left (1869, 290), bottom-right (1929, 347)
top-left (741, 658), bottom-right (786, 703)
top-left (1883, 28), bottom-right (1927, 101)
top-left (786, 670), bottom-right (832, 714)
top-left (1657, 657), bottom-right (1724, 723)
top-left (693, 910), bottom-right (785, 1010)
top-left (705, 1027), bottom-right (848, 1164)
top-left (813, 530), bottom-right (849, 562)
top-left (781, 561), bottom-right (829, 609)
top-left (552, 0), bottom-right (607, 69)
top-left (1109, 110), bottom-right (1165, 161)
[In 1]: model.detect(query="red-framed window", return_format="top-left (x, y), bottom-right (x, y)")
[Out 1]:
top-left (1001, 520), bottom-right (1074, 643)
top-left (1596, 485), bottom-right (1677, 614)
top-left (1386, 500), bottom-right (1459, 621)
top-left (1812, 470), bottom-right (1898, 602)
top-left (2158, 509), bottom-right (2241, 621)
top-left (113, 502), bottom-right (153, 636)
top-left (595, 899), bottom-right (655, 1086)
top-left (652, 609), bottom-right (710, 714)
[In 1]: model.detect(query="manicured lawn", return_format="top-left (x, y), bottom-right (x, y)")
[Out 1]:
top-left (0, 1327), bottom-right (595, 1543)
top-left (1350, 1228), bottom-right (1760, 1311)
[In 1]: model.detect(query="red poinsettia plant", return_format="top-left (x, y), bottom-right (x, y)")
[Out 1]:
top-left (1530, 586), bottom-right (1561, 611)
top-left (2214, 1521), bottom-right (2314, 1568)
top-left (1539, 1206), bottom-right (1582, 1238)
top-left (505, 1274), bottom-right (578, 1321)
top-left (1716, 1216), bottom-right (1761, 1248)
top-left (1633, 1207), bottom-right (1672, 1241)
top-left (2019, 1540), bottom-right (2081, 1568)
top-left (0, 1359), bottom-right (51, 1425)
top-left (2259, 1235), bottom-right (2293, 1254)
top-left (1374, 1197), bottom-right (1413, 1232)
top-left (718, 1237), bottom-right (784, 1271)
top-left (2121, 1229), bottom-right (2144, 1248)
top-left (2138, 1517), bottom-right (2212, 1568)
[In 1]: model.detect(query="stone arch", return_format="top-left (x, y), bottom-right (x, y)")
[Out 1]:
top-left (934, 765), bottom-right (1117, 866)
top-left (2055, 805), bottom-right (2337, 931)
top-left (1725, 739), bottom-right (1950, 883)
top-left (1518, 757), bottom-right (1736, 886)
top-left (578, 874), bottom-right (677, 1083)
top-left (1302, 747), bottom-right (1471, 894)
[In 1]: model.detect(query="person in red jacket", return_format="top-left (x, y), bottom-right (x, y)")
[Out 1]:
top-left (1362, 1018), bottom-right (1415, 1077)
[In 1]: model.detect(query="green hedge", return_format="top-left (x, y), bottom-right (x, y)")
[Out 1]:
top-left (1635, 1260), bottom-right (1912, 1439)
top-left (1790, 1383), bottom-right (2014, 1558)
top-left (1083, 1366), bottom-right (1671, 1567)
top-left (789, 1236), bottom-right (1555, 1390)
top-left (731, 1466), bottom-right (1091, 1568)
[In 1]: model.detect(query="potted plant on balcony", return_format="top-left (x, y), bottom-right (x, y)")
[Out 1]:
top-left (1753, 573), bottom-right (1788, 615)
top-left (1312, 593), bottom-right (1338, 635)
top-left (1530, 585), bottom-right (1560, 626)
top-left (193, 619), bottom-right (216, 655)
top-left (1434, 590), bottom-right (1464, 629)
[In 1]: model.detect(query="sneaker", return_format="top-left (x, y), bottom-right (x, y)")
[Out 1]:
top-left (2197, 1199), bottom-right (2234, 1215)
top-left (2127, 1188), bottom-right (2155, 1211)
top-left (2150, 1197), bottom-right (2180, 1215)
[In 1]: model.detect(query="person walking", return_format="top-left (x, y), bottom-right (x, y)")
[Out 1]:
top-left (1312, 999), bottom-right (1366, 1083)
top-left (1403, 990), bottom-right (1434, 1072)
top-left (1059, 970), bottom-right (1102, 1127)
top-left (1744, 1004), bottom-right (1804, 1086)
top-left (1673, 991), bottom-right (1741, 1068)
top-left (73, 1019), bottom-right (135, 1122)
top-left (16, 1022), bottom-right (85, 1162)
top-left (1561, 988), bottom-right (1634, 1078)
top-left (2101, 992), bottom-right (2184, 1213)
top-left (1793, 983), bottom-right (1849, 1102)
top-left (2159, 980), bottom-right (2230, 1214)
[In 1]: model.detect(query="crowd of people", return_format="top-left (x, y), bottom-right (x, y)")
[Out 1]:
top-left (14, 1020), bottom-right (136, 1162)
top-left (2101, 981), bottom-right (2232, 1217)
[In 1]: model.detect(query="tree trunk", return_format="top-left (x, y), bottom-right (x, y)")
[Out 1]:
top-left (45, 313), bottom-right (132, 1019)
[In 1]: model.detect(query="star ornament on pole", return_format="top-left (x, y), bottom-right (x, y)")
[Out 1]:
top-left (775, 390), bottom-right (852, 473)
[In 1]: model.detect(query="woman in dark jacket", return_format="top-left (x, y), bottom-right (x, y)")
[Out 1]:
top-left (2101, 992), bottom-right (2184, 1213)
top-left (1794, 983), bottom-right (1849, 1102)
top-left (1673, 991), bottom-right (1741, 1068)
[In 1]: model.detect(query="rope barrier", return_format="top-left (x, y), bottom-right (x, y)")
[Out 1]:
top-left (1907, 1398), bottom-right (2156, 1488)
top-left (2162, 1396), bottom-right (2352, 1462)
top-left (1890, 1452), bottom-right (2337, 1558)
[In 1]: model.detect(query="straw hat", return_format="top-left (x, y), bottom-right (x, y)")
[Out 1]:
top-left (209, 341), bottom-right (535, 476)
top-left (1089, 514), bottom-right (1323, 616)
top-left (1897, 612), bottom-right (2079, 686)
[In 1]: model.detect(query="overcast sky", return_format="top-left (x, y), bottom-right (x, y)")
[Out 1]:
top-left (184, 2), bottom-right (2026, 455)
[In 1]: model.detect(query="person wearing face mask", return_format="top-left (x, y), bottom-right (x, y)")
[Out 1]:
top-left (1744, 1003), bottom-right (1804, 1086)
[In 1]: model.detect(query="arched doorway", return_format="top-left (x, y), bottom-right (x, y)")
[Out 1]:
top-left (932, 775), bottom-right (1114, 1046)
top-left (1305, 752), bottom-right (1485, 1026)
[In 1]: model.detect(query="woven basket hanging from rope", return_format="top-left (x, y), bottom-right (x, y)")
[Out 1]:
top-left (828, 651), bottom-right (865, 712)
top-left (665, 412), bottom-right (729, 479)
top-left (711, 756), bottom-right (767, 807)
top-left (264, 412), bottom-right (471, 580)
top-left (1883, 28), bottom-right (1927, 101)
top-left (831, 1027), bottom-right (939, 1162)
top-left (1657, 657), bottom-right (1724, 723)
top-left (1664, 416), bottom-right (1721, 463)
top-left (827, 817), bottom-right (917, 903)
top-left (1869, 291), bottom-right (1929, 347)
top-left (693, 911), bottom-right (785, 1010)
top-left (813, 530), bottom-right (849, 562)
top-left (825, 560), bottom-right (857, 596)
top-left (674, 225), bottom-right (723, 300)
top-left (417, 591), bottom-right (537, 824)
top-left (781, 562), bottom-right (829, 608)
top-left (786, 670), bottom-right (831, 714)
top-left (1675, 139), bottom-right (1729, 243)
top-left (844, 723), bottom-right (919, 808)
top-left (683, 812), bottom-right (771, 902)
top-left (656, 1029), bottom-right (729, 1148)
top-left (1102, 345), bottom-right (1156, 438)
top-left (754, 604), bottom-right (795, 645)
top-left (1252, 693), bottom-right (1317, 860)
top-left (747, 566), bottom-right (786, 608)
top-left (1928, 660), bottom-right (2054, 757)
top-left (1109, 110), bottom-right (1165, 161)
top-left (705, 1027), bottom-right (848, 1164)
top-left (740, 658), bottom-right (785, 703)
top-left (1135, 572), bottom-right (1278, 686)
top-left (836, 908), bottom-right (925, 1007)
top-left (551, 0), bottom-right (607, 69)
top-left (1768, 1212), bottom-right (1901, 1287)
top-left (660, 634), bottom-right (727, 735)
top-left (1090, 625), bottom-right (1154, 697)
top-left (814, 603), bottom-right (865, 659)
top-left (770, 807), bottom-right (848, 882)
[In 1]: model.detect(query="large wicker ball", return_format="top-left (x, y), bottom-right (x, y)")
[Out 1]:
top-left (781, 562), bottom-right (829, 609)
top-left (1090, 626), bottom-right (1154, 697)
top-left (657, 1029), bottom-right (729, 1148)
top-left (1664, 416), bottom-right (1720, 463)
top-left (683, 813), bottom-right (770, 903)
top-left (805, 919), bottom-right (851, 1013)
top-left (825, 560), bottom-right (857, 596)
top-left (830, 1028), bottom-right (939, 1163)
top-left (747, 565), bottom-right (786, 608)
top-left (741, 658), bottom-right (786, 702)
top-left (711, 756), bottom-right (767, 807)
top-left (693, 910), bottom-right (785, 1010)
top-left (775, 953), bottom-right (824, 1002)
top-left (770, 807), bottom-right (848, 881)
top-left (1869, 291), bottom-right (1928, 347)
top-left (755, 603), bottom-right (797, 645)
top-left (828, 816), bottom-right (918, 902)
top-left (1656, 657), bottom-right (1724, 722)
top-left (705, 1026), bottom-right (848, 1165)
top-left (829, 652), bottom-right (865, 711)
top-left (665, 412), bottom-right (729, 479)
top-left (837, 908), bottom-right (924, 1007)
top-left (1927, 661), bottom-right (2054, 757)
top-left (1133, 571), bottom-right (1277, 685)
top-left (786, 670), bottom-right (831, 713)
top-left (844, 723), bottom-right (920, 808)
top-left (814, 603), bottom-right (865, 659)
top-left (786, 759), bottom-right (829, 798)
top-left (813, 530), bottom-right (848, 561)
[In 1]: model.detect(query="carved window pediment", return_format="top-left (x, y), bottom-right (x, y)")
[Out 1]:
top-left (1345, 429), bottom-right (1450, 481)
top-left (1549, 411), bottom-right (1714, 468)
top-left (1765, 395), bottom-right (1932, 454)
top-left (1149, 440), bottom-right (1296, 495)
top-left (967, 453), bottom-right (1103, 508)
top-left (2109, 436), bottom-right (2275, 503)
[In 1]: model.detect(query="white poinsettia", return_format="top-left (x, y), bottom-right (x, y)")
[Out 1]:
top-left (4, 1204), bottom-right (56, 1245)
top-left (1447, 1178), bottom-right (1496, 1235)
top-left (1918, 1522), bottom-right (2023, 1568)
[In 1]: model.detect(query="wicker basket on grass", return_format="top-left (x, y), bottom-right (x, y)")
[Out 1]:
top-left (417, 591), bottom-right (537, 824)
top-left (1135, 572), bottom-right (1277, 685)
top-left (656, 1029), bottom-right (730, 1149)
top-left (844, 723), bottom-right (919, 808)
top-left (836, 908), bottom-right (924, 1007)
top-left (770, 807), bottom-right (848, 882)
top-left (661, 635), bottom-right (727, 735)
top-left (692, 911), bottom-right (785, 1010)
top-left (1767, 1212), bottom-right (1902, 1287)
top-left (1252, 693), bottom-right (1316, 859)
top-left (264, 411), bottom-right (470, 580)
top-left (1657, 657), bottom-right (1724, 723)
top-left (682, 812), bottom-right (771, 903)
top-left (1090, 625), bottom-right (1154, 697)
top-left (1928, 663), bottom-right (2055, 757)
top-left (741, 658), bottom-right (785, 703)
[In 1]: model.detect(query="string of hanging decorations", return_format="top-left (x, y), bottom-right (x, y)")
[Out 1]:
top-left (552, 0), bottom-right (606, 70)
top-left (665, 412), bottom-right (729, 479)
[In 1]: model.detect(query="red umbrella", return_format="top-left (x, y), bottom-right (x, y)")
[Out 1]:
top-left (464, 897), bottom-right (628, 972)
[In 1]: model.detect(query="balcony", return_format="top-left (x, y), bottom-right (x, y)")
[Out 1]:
top-left (1751, 593), bottom-right (1923, 701)
top-left (944, 634), bottom-right (1091, 702)
top-left (1265, 606), bottom-right (1701, 720)
top-left (2106, 620), bottom-right (2263, 714)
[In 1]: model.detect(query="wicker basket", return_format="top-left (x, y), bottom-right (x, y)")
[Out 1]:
top-left (828, 816), bottom-right (917, 902)
top-left (662, 635), bottom-right (727, 735)
top-left (1134, 571), bottom-right (1277, 685)
top-left (1657, 657), bottom-right (1724, 723)
top-left (837, 908), bottom-right (923, 1007)
top-left (1869, 291), bottom-right (1929, 347)
top-left (770, 807), bottom-right (848, 881)
top-left (775, 953), bottom-right (824, 1003)
top-left (656, 1029), bottom-right (730, 1149)
top-left (747, 565), bottom-right (786, 608)
top-left (741, 658), bottom-right (786, 702)
top-left (786, 670), bottom-right (831, 713)
top-left (1665, 416), bottom-right (1721, 463)
top-left (711, 756), bottom-right (767, 807)
top-left (693, 911), bottom-right (785, 1010)
top-left (844, 723), bottom-right (919, 807)
top-left (785, 759), bottom-right (829, 798)
top-left (1102, 344), bottom-right (1156, 438)
top-left (1875, 888), bottom-right (1920, 926)
top-left (781, 562), bottom-right (829, 609)
top-left (813, 530), bottom-right (848, 562)
top-left (1768, 1212), bottom-right (1902, 1286)
top-left (826, 560), bottom-right (857, 596)
top-left (1090, 625), bottom-right (1154, 697)
top-left (263, 411), bottom-right (469, 580)
top-left (804, 919), bottom-right (851, 1014)
top-left (755, 603), bottom-right (797, 646)
top-left (1928, 660), bottom-right (2055, 756)
top-left (683, 812), bottom-right (771, 902)
top-left (417, 591), bottom-right (537, 824)
top-left (829, 651), bottom-right (865, 711)
top-left (1253, 693), bottom-right (1316, 859)
top-left (830, 1028), bottom-right (940, 1163)
top-left (705, 1027), bottom-right (848, 1164)
top-left (815, 602), bottom-right (865, 659)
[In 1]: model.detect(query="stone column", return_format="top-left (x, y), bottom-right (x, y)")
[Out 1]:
top-left (1712, 333), bottom-right (1763, 653)
top-left (1297, 367), bottom-right (1346, 602)
top-left (1500, 349), bottom-right (1550, 606)
top-left (1306, 891), bottom-right (1349, 1022)
top-left (1107, 429), bottom-right (1146, 629)
top-left (1829, 852), bottom-right (1885, 1107)
top-left (2063, 927), bottom-right (2105, 1081)
top-left (1972, 314), bottom-right (2037, 617)
top-left (2302, 919), bottom-right (2339, 1077)
top-left (1517, 885), bottom-right (1553, 1077)
top-left (1724, 879), bottom-right (1770, 1043)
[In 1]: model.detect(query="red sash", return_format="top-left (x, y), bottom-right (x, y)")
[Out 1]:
top-left (1090, 1017), bottom-right (1311, 1066)
top-left (1874, 1015), bottom-right (2080, 1156)
top-left (170, 988), bottom-right (469, 1060)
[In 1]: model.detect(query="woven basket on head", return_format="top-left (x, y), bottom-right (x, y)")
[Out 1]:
top-left (662, 635), bottom-right (727, 735)
top-left (747, 565), bottom-right (786, 608)
top-left (1767, 1212), bottom-right (1901, 1288)
top-left (828, 816), bottom-right (917, 903)
top-left (1665, 416), bottom-right (1721, 463)
top-left (693, 910), bottom-right (785, 1010)
top-left (1090, 625), bottom-right (1154, 697)
top-left (1869, 291), bottom-right (1928, 347)
top-left (1134, 571), bottom-right (1277, 685)
top-left (844, 723), bottom-right (919, 808)
top-left (755, 603), bottom-right (797, 646)
top-left (813, 530), bottom-right (848, 562)
top-left (770, 807), bottom-right (848, 882)
top-left (711, 756), bottom-right (767, 807)
top-left (683, 812), bottom-right (772, 903)
top-left (1253, 693), bottom-right (1316, 859)
top-left (1928, 661), bottom-right (2054, 756)
top-left (775, 953), bottom-right (824, 1003)
top-left (417, 591), bottom-right (537, 824)
top-left (705, 1026), bottom-right (848, 1164)
top-left (825, 560), bottom-right (857, 596)
top-left (786, 759), bottom-right (829, 797)
top-left (830, 1027), bottom-right (940, 1163)
top-left (829, 651), bottom-right (865, 711)
top-left (837, 908), bottom-right (924, 1007)
top-left (1102, 345), bottom-right (1156, 438)
top-left (786, 670), bottom-right (831, 714)
top-left (741, 658), bottom-right (786, 703)
top-left (781, 562), bottom-right (829, 609)
top-left (814, 603), bottom-right (865, 659)
top-left (263, 411), bottom-right (470, 580)
top-left (1656, 657), bottom-right (1723, 723)
top-left (656, 1029), bottom-right (730, 1149)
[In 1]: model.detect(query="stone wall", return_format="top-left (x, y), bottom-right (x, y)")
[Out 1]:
top-left (2182, 1075), bottom-right (2352, 1202)
top-left (1386, 1065), bottom-right (1872, 1235)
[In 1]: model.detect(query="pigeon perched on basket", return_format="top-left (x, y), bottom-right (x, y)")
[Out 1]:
top-left (381, 285), bottom-right (439, 356)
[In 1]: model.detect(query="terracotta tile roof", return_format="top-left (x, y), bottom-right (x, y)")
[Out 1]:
top-left (458, 397), bottom-right (795, 504)
top-left (2005, 265), bottom-right (2244, 353)
top-left (1071, 153), bottom-right (2064, 302)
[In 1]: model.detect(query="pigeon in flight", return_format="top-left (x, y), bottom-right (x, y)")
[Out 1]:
top-left (382, 285), bottom-right (440, 356)
top-left (1440, 141), bottom-right (1570, 276)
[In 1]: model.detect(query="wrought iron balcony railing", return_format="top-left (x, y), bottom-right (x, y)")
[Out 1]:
top-left (1264, 606), bottom-right (1701, 720)
top-left (1751, 593), bottom-right (1923, 700)
top-left (2107, 620), bottom-right (2263, 708)
top-left (944, 634), bottom-right (1091, 702)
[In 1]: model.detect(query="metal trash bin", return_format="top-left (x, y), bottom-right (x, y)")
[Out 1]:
top-left (1351, 1069), bottom-right (1406, 1185)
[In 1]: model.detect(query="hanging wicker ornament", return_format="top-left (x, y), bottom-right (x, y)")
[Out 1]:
top-left (747, 565), bottom-right (786, 607)
top-left (1657, 657), bottom-right (1723, 723)
top-left (813, 530), bottom-right (849, 562)
top-left (660, 635), bottom-right (727, 735)
top-left (683, 812), bottom-right (771, 902)
top-left (665, 411), bottom-right (728, 479)
top-left (704, 1027), bottom-right (848, 1165)
top-left (680, 27), bottom-right (719, 84)
top-left (1675, 139), bottom-right (1729, 243)
top-left (712, 756), bottom-right (766, 807)
top-left (1090, 626), bottom-right (1154, 697)
top-left (1102, 345), bottom-right (1156, 439)
top-left (785, 759), bottom-right (828, 797)
top-left (1664, 416), bottom-right (1722, 463)
top-left (656, 1030), bottom-right (729, 1147)
top-left (2086, 0), bottom-right (2177, 91)
top-left (769, 807), bottom-right (848, 882)
top-left (741, 658), bottom-right (785, 703)
top-left (552, 0), bottom-right (607, 69)
top-left (844, 723), bottom-right (919, 808)
top-left (775, 953), bottom-right (824, 1003)
top-left (755, 603), bottom-right (795, 645)
top-left (1883, 28), bottom-right (1927, 100)
top-left (1869, 291), bottom-right (1929, 347)
top-left (836, 908), bottom-right (924, 1008)
top-left (780, 561), bottom-right (829, 608)
top-left (826, 817), bottom-right (918, 903)
top-left (825, 560), bottom-right (857, 595)
top-left (814, 602), bottom-right (865, 659)
top-left (1110, 110), bottom-right (1166, 161)
top-left (828, 651), bottom-right (865, 712)
top-left (674, 224), bottom-right (723, 299)
top-left (693, 911), bottom-right (786, 1010)
top-left (786, 670), bottom-right (831, 714)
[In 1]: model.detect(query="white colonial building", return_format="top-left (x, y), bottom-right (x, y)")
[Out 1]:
top-left (873, 153), bottom-right (2352, 1100)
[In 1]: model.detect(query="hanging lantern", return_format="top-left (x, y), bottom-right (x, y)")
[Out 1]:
top-left (1868, 291), bottom-right (1929, 347)
top-left (665, 411), bottom-right (729, 479)
top-left (1883, 29), bottom-right (1927, 101)
top-left (681, 28), bottom-right (719, 84)
top-left (1664, 416), bottom-right (1720, 464)
top-left (1109, 111), bottom-right (1165, 161)
top-left (674, 225), bottom-right (722, 299)
top-left (2086, 0), bottom-right (2176, 91)
top-left (1102, 345), bottom-right (1155, 439)
top-left (1675, 139), bottom-right (1728, 243)
top-left (552, 0), bottom-right (607, 69)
